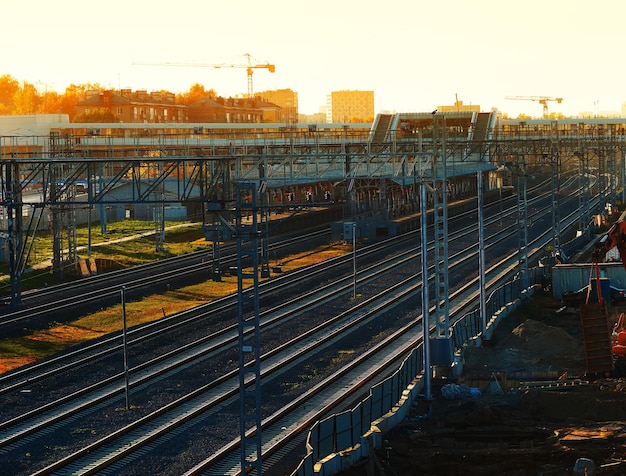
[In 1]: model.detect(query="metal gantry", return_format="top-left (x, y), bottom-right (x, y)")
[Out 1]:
top-left (235, 183), bottom-right (263, 474)
top-left (576, 150), bottom-right (591, 236)
top-left (5, 161), bottom-right (22, 303)
top-left (477, 170), bottom-right (487, 334)
top-left (0, 117), bottom-right (624, 309)
top-left (419, 179), bottom-right (432, 399)
top-left (515, 158), bottom-right (529, 289)
top-left (430, 114), bottom-right (452, 366)
top-left (550, 142), bottom-right (562, 257)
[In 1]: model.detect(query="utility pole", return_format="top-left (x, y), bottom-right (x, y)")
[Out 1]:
top-left (420, 179), bottom-right (431, 399)
top-left (236, 183), bottom-right (263, 474)
top-left (430, 112), bottom-right (452, 368)
top-left (478, 170), bottom-right (487, 334)
top-left (550, 142), bottom-right (561, 257)
top-left (516, 158), bottom-right (529, 289)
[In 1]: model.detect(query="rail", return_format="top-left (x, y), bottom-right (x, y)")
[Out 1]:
top-left (292, 219), bottom-right (596, 475)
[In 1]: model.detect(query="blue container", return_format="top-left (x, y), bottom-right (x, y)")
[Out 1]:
top-left (589, 278), bottom-right (611, 304)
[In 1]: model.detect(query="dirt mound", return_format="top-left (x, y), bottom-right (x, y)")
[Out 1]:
top-left (511, 318), bottom-right (581, 358)
top-left (462, 315), bottom-right (586, 377)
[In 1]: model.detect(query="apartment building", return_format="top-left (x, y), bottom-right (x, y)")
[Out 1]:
top-left (187, 96), bottom-right (281, 123)
top-left (256, 89), bottom-right (298, 123)
top-left (76, 89), bottom-right (281, 124)
top-left (326, 90), bottom-right (374, 123)
top-left (76, 90), bottom-right (187, 123)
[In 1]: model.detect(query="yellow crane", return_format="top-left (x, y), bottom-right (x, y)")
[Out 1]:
top-left (134, 53), bottom-right (275, 98)
top-left (505, 96), bottom-right (563, 118)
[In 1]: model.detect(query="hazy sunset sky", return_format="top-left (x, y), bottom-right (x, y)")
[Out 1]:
top-left (3, 0), bottom-right (625, 118)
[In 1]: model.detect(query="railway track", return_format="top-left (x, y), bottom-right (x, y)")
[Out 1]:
top-left (0, 176), bottom-right (598, 475)
top-left (0, 175), bottom-right (574, 399)
top-left (31, 205), bottom-right (583, 475)
top-left (0, 227), bottom-right (331, 331)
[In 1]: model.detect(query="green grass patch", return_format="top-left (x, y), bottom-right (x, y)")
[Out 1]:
top-left (44, 445), bottom-right (68, 452)
top-left (0, 220), bottom-right (208, 278)
top-left (0, 240), bottom-right (350, 374)
top-left (282, 364), bottom-right (321, 393)
top-left (331, 349), bottom-right (355, 366)
top-left (71, 428), bottom-right (97, 435)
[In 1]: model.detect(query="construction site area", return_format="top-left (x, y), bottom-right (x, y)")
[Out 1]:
top-left (343, 231), bottom-right (626, 475)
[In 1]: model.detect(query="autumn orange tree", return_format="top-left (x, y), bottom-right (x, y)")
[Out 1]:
top-left (0, 76), bottom-right (220, 122)
top-left (0, 75), bottom-right (112, 121)
top-left (0, 75), bottom-right (21, 115)
top-left (176, 83), bottom-right (218, 106)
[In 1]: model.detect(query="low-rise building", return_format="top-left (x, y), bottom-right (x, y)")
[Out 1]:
top-left (187, 96), bottom-right (280, 123)
top-left (76, 89), bottom-right (187, 123)
top-left (76, 89), bottom-right (282, 124)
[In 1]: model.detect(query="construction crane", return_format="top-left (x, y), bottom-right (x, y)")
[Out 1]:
top-left (504, 96), bottom-right (563, 118)
top-left (134, 53), bottom-right (275, 98)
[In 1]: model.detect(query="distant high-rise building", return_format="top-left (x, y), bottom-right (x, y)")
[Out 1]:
top-left (327, 90), bottom-right (374, 123)
top-left (256, 89), bottom-right (298, 123)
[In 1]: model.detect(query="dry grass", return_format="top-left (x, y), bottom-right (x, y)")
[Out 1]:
top-left (0, 242), bottom-right (350, 374)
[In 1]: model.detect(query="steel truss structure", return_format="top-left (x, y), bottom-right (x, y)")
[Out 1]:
top-left (0, 117), bottom-right (624, 298)
top-left (2, 115), bottom-right (626, 471)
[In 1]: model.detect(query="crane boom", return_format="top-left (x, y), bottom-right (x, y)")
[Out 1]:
top-left (504, 96), bottom-right (563, 118)
top-left (133, 53), bottom-right (275, 98)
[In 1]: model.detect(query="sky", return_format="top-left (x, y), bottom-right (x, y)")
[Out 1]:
top-left (3, 0), bottom-right (626, 118)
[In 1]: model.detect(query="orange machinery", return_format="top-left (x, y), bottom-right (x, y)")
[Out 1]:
top-left (593, 220), bottom-right (626, 270)
top-left (592, 221), bottom-right (626, 372)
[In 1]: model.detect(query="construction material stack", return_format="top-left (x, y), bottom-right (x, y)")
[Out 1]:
top-left (579, 297), bottom-right (613, 375)
top-left (581, 220), bottom-right (626, 375)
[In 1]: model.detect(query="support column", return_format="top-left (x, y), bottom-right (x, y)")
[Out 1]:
top-left (516, 158), bottom-right (529, 289)
top-left (6, 161), bottom-right (22, 306)
top-left (550, 144), bottom-right (561, 256)
top-left (236, 183), bottom-right (263, 474)
top-left (431, 113), bottom-right (452, 367)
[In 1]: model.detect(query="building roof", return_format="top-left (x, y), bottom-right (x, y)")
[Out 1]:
top-left (77, 90), bottom-right (179, 107)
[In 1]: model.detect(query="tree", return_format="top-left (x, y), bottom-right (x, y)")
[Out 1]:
top-left (177, 83), bottom-right (218, 105)
top-left (13, 81), bottom-right (39, 114)
top-left (38, 90), bottom-right (63, 114)
top-left (0, 74), bottom-right (20, 114)
top-left (60, 83), bottom-right (105, 121)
